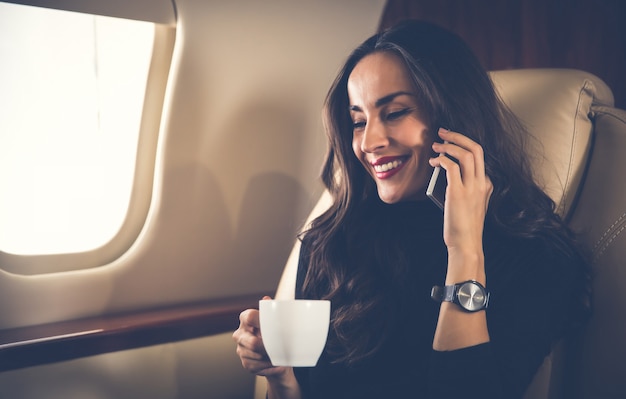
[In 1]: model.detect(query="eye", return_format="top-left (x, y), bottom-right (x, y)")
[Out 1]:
top-left (385, 108), bottom-right (412, 121)
top-left (352, 120), bottom-right (366, 130)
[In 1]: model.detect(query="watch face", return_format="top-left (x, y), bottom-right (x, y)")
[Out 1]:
top-left (457, 281), bottom-right (488, 312)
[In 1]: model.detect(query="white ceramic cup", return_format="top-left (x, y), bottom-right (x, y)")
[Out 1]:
top-left (259, 299), bottom-right (331, 367)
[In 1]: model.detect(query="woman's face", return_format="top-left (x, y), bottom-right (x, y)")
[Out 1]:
top-left (348, 52), bottom-right (435, 204)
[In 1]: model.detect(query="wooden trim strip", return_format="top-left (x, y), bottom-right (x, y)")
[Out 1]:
top-left (0, 293), bottom-right (267, 372)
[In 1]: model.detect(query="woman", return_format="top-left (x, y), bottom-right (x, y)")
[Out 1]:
top-left (233, 20), bottom-right (590, 398)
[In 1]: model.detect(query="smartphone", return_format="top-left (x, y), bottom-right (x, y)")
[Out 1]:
top-left (426, 165), bottom-right (446, 210)
top-left (426, 135), bottom-right (449, 210)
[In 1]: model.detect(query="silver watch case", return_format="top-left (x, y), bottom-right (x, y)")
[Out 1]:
top-left (431, 280), bottom-right (490, 312)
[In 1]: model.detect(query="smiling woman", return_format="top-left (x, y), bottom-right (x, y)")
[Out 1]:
top-left (348, 53), bottom-right (435, 204)
top-left (233, 20), bottom-right (591, 399)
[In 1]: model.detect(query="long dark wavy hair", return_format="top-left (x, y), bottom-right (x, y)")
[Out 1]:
top-left (301, 20), bottom-right (590, 365)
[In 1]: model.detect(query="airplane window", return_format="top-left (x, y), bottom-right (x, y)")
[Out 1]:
top-left (0, 3), bottom-right (154, 256)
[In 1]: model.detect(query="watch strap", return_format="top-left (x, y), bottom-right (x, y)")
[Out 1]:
top-left (441, 284), bottom-right (457, 302)
top-left (430, 283), bottom-right (458, 303)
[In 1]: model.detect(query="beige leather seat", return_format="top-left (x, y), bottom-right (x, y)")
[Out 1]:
top-left (256, 69), bottom-right (626, 399)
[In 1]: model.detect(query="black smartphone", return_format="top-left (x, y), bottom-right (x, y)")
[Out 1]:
top-left (426, 165), bottom-right (446, 210)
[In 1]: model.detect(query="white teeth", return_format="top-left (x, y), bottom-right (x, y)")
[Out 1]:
top-left (374, 159), bottom-right (403, 173)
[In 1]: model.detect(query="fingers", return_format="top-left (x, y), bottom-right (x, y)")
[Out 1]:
top-left (235, 329), bottom-right (267, 361)
top-left (233, 307), bottom-right (274, 374)
top-left (236, 337), bottom-right (273, 375)
top-left (233, 297), bottom-right (279, 376)
top-left (428, 127), bottom-right (493, 215)
top-left (239, 308), bottom-right (261, 333)
top-left (238, 295), bottom-right (272, 334)
top-left (430, 128), bottom-right (485, 182)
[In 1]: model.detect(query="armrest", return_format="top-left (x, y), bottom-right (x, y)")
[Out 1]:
top-left (0, 292), bottom-right (267, 372)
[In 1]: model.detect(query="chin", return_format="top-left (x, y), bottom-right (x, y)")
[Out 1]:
top-left (377, 187), bottom-right (424, 204)
top-left (377, 190), bottom-right (406, 204)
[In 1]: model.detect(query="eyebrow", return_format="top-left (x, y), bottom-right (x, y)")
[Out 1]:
top-left (349, 91), bottom-right (414, 112)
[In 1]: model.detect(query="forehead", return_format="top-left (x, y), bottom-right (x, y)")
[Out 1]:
top-left (347, 52), bottom-right (413, 104)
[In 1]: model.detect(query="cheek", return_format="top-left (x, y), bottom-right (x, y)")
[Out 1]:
top-left (420, 130), bottom-right (436, 156)
top-left (352, 136), bottom-right (371, 173)
top-left (352, 135), bottom-right (362, 158)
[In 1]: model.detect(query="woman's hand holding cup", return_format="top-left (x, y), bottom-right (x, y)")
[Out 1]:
top-left (233, 296), bottom-right (289, 378)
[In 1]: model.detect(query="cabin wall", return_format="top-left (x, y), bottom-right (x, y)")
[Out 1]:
top-left (0, 0), bottom-right (386, 397)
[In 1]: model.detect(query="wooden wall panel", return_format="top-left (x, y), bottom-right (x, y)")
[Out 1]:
top-left (379, 0), bottom-right (625, 108)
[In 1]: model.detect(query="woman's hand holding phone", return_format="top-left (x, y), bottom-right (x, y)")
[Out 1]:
top-left (428, 128), bottom-right (493, 281)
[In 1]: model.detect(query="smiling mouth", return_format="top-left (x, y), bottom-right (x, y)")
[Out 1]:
top-left (373, 159), bottom-right (403, 173)
top-left (371, 157), bottom-right (408, 179)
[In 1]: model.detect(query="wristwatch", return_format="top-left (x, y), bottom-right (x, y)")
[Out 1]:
top-left (430, 280), bottom-right (490, 312)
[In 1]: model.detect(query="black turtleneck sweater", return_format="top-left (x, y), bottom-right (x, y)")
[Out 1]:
top-left (293, 199), bottom-right (587, 399)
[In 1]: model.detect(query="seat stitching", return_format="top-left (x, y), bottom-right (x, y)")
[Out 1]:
top-left (562, 79), bottom-right (592, 215)
top-left (593, 212), bottom-right (626, 264)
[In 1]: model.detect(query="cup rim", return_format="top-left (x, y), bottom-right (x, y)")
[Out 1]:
top-left (260, 299), bottom-right (330, 303)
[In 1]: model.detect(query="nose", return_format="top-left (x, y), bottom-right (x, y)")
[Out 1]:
top-left (360, 119), bottom-right (389, 153)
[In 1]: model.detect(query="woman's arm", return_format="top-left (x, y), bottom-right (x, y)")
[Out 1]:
top-left (266, 369), bottom-right (302, 399)
top-left (426, 126), bottom-right (588, 395)
top-left (429, 128), bottom-right (492, 350)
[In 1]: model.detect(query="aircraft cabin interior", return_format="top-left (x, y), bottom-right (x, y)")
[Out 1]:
top-left (0, 0), bottom-right (624, 398)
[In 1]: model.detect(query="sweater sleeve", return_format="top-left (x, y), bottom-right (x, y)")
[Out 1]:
top-left (428, 343), bottom-right (502, 399)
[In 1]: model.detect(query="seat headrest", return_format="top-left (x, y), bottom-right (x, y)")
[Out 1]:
top-left (489, 69), bottom-right (614, 217)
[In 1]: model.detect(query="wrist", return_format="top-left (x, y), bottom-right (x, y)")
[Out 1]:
top-left (266, 368), bottom-right (301, 399)
top-left (445, 249), bottom-right (485, 285)
top-left (265, 367), bottom-right (292, 386)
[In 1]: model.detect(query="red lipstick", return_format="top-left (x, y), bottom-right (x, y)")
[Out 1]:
top-left (370, 156), bottom-right (408, 179)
